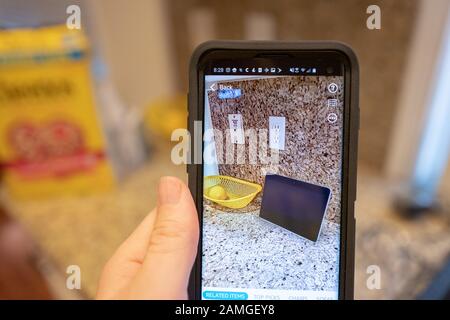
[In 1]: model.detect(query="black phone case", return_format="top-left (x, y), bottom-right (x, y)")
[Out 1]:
top-left (187, 40), bottom-right (359, 300)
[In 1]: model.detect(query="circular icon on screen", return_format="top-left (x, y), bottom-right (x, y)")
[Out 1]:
top-left (328, 83), bottom-right (339, 94)
top-left (327, 113), bottom-right (338, 124)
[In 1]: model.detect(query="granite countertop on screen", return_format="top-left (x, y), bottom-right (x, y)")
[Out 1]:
top-left (202, 203), bottom-right (340, 292)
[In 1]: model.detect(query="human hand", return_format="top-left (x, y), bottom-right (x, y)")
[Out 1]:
top-left (96, 176), bottom-right (199, 299)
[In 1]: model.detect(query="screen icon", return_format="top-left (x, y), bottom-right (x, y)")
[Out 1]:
top-left (258, 67), bottom-right (263, 73)
top-left (270, 67), bottom-right (276, 73)
top-left (209, 83), bottom-right (217, 91)
top-left (225, 67), bottom-right (231, 73)
top-left (327, 99), bottom-right (338, 108)
top-left (328, 83), bottom-right (339, 94)
top-left (327, 113), bottom-right (338, 124)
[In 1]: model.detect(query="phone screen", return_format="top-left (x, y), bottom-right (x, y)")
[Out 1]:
top-left (200, 54), bottom-right (345, 300)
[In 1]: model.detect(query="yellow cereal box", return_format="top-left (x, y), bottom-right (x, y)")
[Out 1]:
top-left (0, 25), bottom-right (115, 198)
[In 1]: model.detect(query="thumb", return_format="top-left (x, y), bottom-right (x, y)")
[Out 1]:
top-left (130, 176), bottom-right (199, 299)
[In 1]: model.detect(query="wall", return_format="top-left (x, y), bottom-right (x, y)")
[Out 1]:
top-left (88, 0), bottom-right (176, 109)
top-left (208, 76), bottom-right (344, 223)
top-left (168, 0), bottom-right (419, 172)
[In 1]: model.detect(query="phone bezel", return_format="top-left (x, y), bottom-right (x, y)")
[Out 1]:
top-left (188, 41), bottom-right (359, 300)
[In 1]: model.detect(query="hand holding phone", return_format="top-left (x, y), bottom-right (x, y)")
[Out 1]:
top-left (188, 41), bottom-right (359, 300)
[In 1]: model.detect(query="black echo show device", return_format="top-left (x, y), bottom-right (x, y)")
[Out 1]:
top-left (260, 174), bottom-right (332, 242)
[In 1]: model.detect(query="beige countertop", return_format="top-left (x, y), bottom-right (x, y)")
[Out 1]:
top-left (1, 146), bottom-right (186, 298)
top-left (2, 151), bottom-right (450, 299)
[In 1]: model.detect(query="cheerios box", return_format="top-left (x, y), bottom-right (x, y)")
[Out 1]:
top-left (0, 25), bottom-right (115, 198)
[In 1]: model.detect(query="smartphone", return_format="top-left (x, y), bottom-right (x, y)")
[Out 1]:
top-left (188, 41), bottom-right (359, 300)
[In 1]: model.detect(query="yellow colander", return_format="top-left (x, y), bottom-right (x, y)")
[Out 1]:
top-left (204, 175), bottom-right (262, 209)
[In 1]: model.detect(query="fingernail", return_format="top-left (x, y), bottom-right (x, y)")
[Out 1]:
top-left (158, 176), bottom-right (182, 205)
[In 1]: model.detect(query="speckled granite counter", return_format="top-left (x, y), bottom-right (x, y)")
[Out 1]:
top-left (1, 158), bottom-right (449, 299)
top-left (354, 167), bottom-right (450, 299)
top-left (203, 204), bottom-right (340, 292)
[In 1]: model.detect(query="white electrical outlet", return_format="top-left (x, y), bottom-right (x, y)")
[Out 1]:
top-left (228, 114), bottom-right (245, 144)
top-left (269, 116), bottom-right (286, 150)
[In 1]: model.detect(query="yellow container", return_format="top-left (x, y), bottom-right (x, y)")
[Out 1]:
top-left (204, 175), bottom-right (262, 209)
top-left (0, 26), bottom-right (115, 199)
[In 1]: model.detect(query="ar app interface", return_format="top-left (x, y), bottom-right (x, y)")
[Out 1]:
top-left (202, 61), bottom-right (344, 300)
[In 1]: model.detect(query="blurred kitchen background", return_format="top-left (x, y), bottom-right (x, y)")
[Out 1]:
top-left (0, 0), bottom-right (449, 300)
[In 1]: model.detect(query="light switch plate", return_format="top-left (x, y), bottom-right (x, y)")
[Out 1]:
top-left (269, 116), bottom-right (286, 150)
top-left (228, 114), bottom-right (245, 144)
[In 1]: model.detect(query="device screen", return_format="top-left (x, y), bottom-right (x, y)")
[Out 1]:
top-left (201, 53), bottom-right (345, 300)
